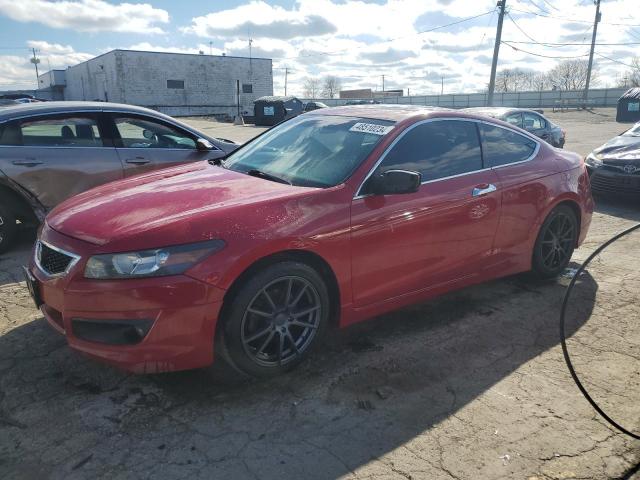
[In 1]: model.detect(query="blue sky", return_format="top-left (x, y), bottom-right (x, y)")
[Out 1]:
top-left (0, 0), bottom-right (638, 95)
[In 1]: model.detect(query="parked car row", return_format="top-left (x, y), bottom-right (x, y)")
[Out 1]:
top-left (18, 102), bottom-right (595, 378)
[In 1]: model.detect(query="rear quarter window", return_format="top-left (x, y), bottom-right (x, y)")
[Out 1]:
top-left (479, 123), bottom-right (537, 167)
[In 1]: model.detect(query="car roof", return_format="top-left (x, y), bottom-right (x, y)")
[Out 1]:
top-left (306, 104), bottom-right (451, 122)
top-left (0, 101), bottom-right (171, 122)
top-left (462, 107), bottom-right (545, 117)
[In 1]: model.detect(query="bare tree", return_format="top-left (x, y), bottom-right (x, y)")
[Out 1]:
top-left (495, 68), bottom-right (535, 92)
top-left (618, 57), bottom-right (640, 88)
top-left (302, 77), bottom-right (321, 98)
top-left (321, 76), bottom-right (342, 99)
top-left (547, 60), bottom-right (597, 91)
top-left (529, 72), bottom-right (552, 91)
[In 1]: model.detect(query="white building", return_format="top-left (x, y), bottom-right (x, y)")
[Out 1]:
top-left (46, 49), bottom-right (273, 118)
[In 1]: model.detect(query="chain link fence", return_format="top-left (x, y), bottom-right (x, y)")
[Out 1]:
top-left (307, 87), bottom-right (627, 109)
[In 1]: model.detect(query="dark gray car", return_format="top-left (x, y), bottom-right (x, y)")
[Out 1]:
top-left (585, 121), bottom-right (640, 196)
top-left (463, 107), bottom-right (565, 148)
top-left (0, 101), bottom-right (238, 252)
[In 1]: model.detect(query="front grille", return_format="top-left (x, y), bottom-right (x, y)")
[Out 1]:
top-left (602, 164), bottom-right (640, 175)
top-left (590, 172), bottom-right (640, 195)
top-left (37, 242), bottom-right (76, 276)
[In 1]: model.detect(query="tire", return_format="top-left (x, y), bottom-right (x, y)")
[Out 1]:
top-left (219, 261), bottom-right (330, 377)
top-left (0, 203), bottom-right (17, 254)
top-left (531, 205), bottom-right (578, 279)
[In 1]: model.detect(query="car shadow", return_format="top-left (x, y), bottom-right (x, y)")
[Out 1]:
top-left (0, 228), bottom-right (35, 287)
top-left (0, 264), bottom-right (598, 478)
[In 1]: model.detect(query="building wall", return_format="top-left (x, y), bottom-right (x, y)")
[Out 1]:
top-left (340, 88), bottom-right (373, 99)
top-left (65, 51), bottom-right (119, 103)
top-left (64, 50), bottom-right (273, 118)
top-left (38, 70), bottom-right (66, 89)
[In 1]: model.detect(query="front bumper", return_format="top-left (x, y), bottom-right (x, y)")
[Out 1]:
top-left (588, 167), bottom-right (640, 196)
top-left (29, 227), bottom-right (226, 373)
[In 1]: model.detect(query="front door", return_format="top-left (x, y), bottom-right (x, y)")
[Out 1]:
top-left (350, 119), bottom-right (501, 307)
top-left (109, 114), bottom-right (224, 177)
top-left (0, 113), bottom-right (122, 209)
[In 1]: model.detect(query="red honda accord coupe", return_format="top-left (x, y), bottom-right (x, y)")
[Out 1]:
top-left (25, 105), bottom-right (593, 377)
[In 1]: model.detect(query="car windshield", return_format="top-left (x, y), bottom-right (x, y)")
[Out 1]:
top-left (223, 115), bottom-right (394, 187)
top-left (622, 123), bottom-right (640, 137)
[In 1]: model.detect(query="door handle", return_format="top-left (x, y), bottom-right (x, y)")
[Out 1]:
top-left (472, 183), bottom-right (497, 197)
top-left (125, 157), bottom-right (151, 165)
top-left (12, 158), bottom-right (43, 167)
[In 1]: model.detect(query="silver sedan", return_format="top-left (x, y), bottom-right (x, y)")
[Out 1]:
top-left (0, 101), bottom-right (238, 252)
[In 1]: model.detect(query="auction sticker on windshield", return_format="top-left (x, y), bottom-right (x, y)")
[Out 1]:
top-left (349, 123), bottom-right (394, 135)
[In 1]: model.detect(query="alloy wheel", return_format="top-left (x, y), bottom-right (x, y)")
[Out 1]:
top-left (240, 276), bottom-right (322, 367)
top-left (540, 212), bottom-right (575, 270)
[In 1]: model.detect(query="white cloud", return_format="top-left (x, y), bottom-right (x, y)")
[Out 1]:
top-left (0, 0), bottom-right (169, 34)
top-left (2, 0), bottom-right (638, 95)
top-left (183, 1), bottom-right (337, 39)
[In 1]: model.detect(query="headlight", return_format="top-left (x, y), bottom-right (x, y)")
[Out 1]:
top-left (84, 240), bottom-right (225, 279)
top-left (585, 153), bottom-right (603, 168)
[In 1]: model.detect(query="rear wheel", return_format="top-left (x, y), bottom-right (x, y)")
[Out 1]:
top-left (532, 205), bottom-right (578, 279)
top-left (0, 203), bottom-right (17, 254)
top-left (219, 261), bottom-right (329, 377)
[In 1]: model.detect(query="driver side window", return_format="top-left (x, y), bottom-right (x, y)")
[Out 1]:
top-left (368, 119), bottom-right (482, 186)
top-left (113, 116), bottom-right (196, 149)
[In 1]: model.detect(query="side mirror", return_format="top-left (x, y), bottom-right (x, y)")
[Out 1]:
top-left (368, 169), bottom-right (422, 195)
top-left (196, 138), bottom-right (214, 151)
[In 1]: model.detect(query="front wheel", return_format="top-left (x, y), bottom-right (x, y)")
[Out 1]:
top-left (219, 261), bottom-right (330, 377)
top-left (531, 205), bottom-right (578, 279)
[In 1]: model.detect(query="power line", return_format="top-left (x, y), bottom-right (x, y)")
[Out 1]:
top-left (501, 41), bottom-right (590, 59)
top-left (507, 12), bottom-right (544, 44)
top-left (509, 6), bottom-right (640, 27)
top-left (539, 0), bottom-right (559, 11)
top-left (527, 0), bottom-right (551, 15)
top-left (270, 10), bottom-right (495, 61)
top-left (478, 6), bottom-right (499, 47)
top-left (595, 52), bottom-right (637, 69)
top-left (502, 40), bottom-right (640, 46)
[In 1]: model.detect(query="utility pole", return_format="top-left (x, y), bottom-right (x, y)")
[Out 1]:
top-left (487, 0), bottom-right (507, 106)
top-left (284, 67), bottom-right (288, 96)
top-left (30, 48), bottom-right (40, 86)
top-left (583, 0), bottom-right (601, 103)
top-left (209, 41), bottom-right (212, 55)
top-left (381, 74), bottom-right (385, 93)
top-left (248, 38), bottom-right (253, 80)
top-left (441, 76), bottom-right (444, 95)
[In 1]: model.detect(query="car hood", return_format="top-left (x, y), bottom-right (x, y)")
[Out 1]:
top-left (593, 135), bottom-right (640, 165)
top-left (47, 162), bottom-right (318, 247)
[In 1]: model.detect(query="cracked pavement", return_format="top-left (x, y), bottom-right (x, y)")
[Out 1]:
top-left (0, 110), bottom-right (639, 479)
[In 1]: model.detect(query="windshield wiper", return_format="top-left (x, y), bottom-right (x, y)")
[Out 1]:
top-left (246, 169), bottom-right (292, 185)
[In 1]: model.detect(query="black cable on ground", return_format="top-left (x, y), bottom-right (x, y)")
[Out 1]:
top-left (560, 222), bottom-right (640, 441)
